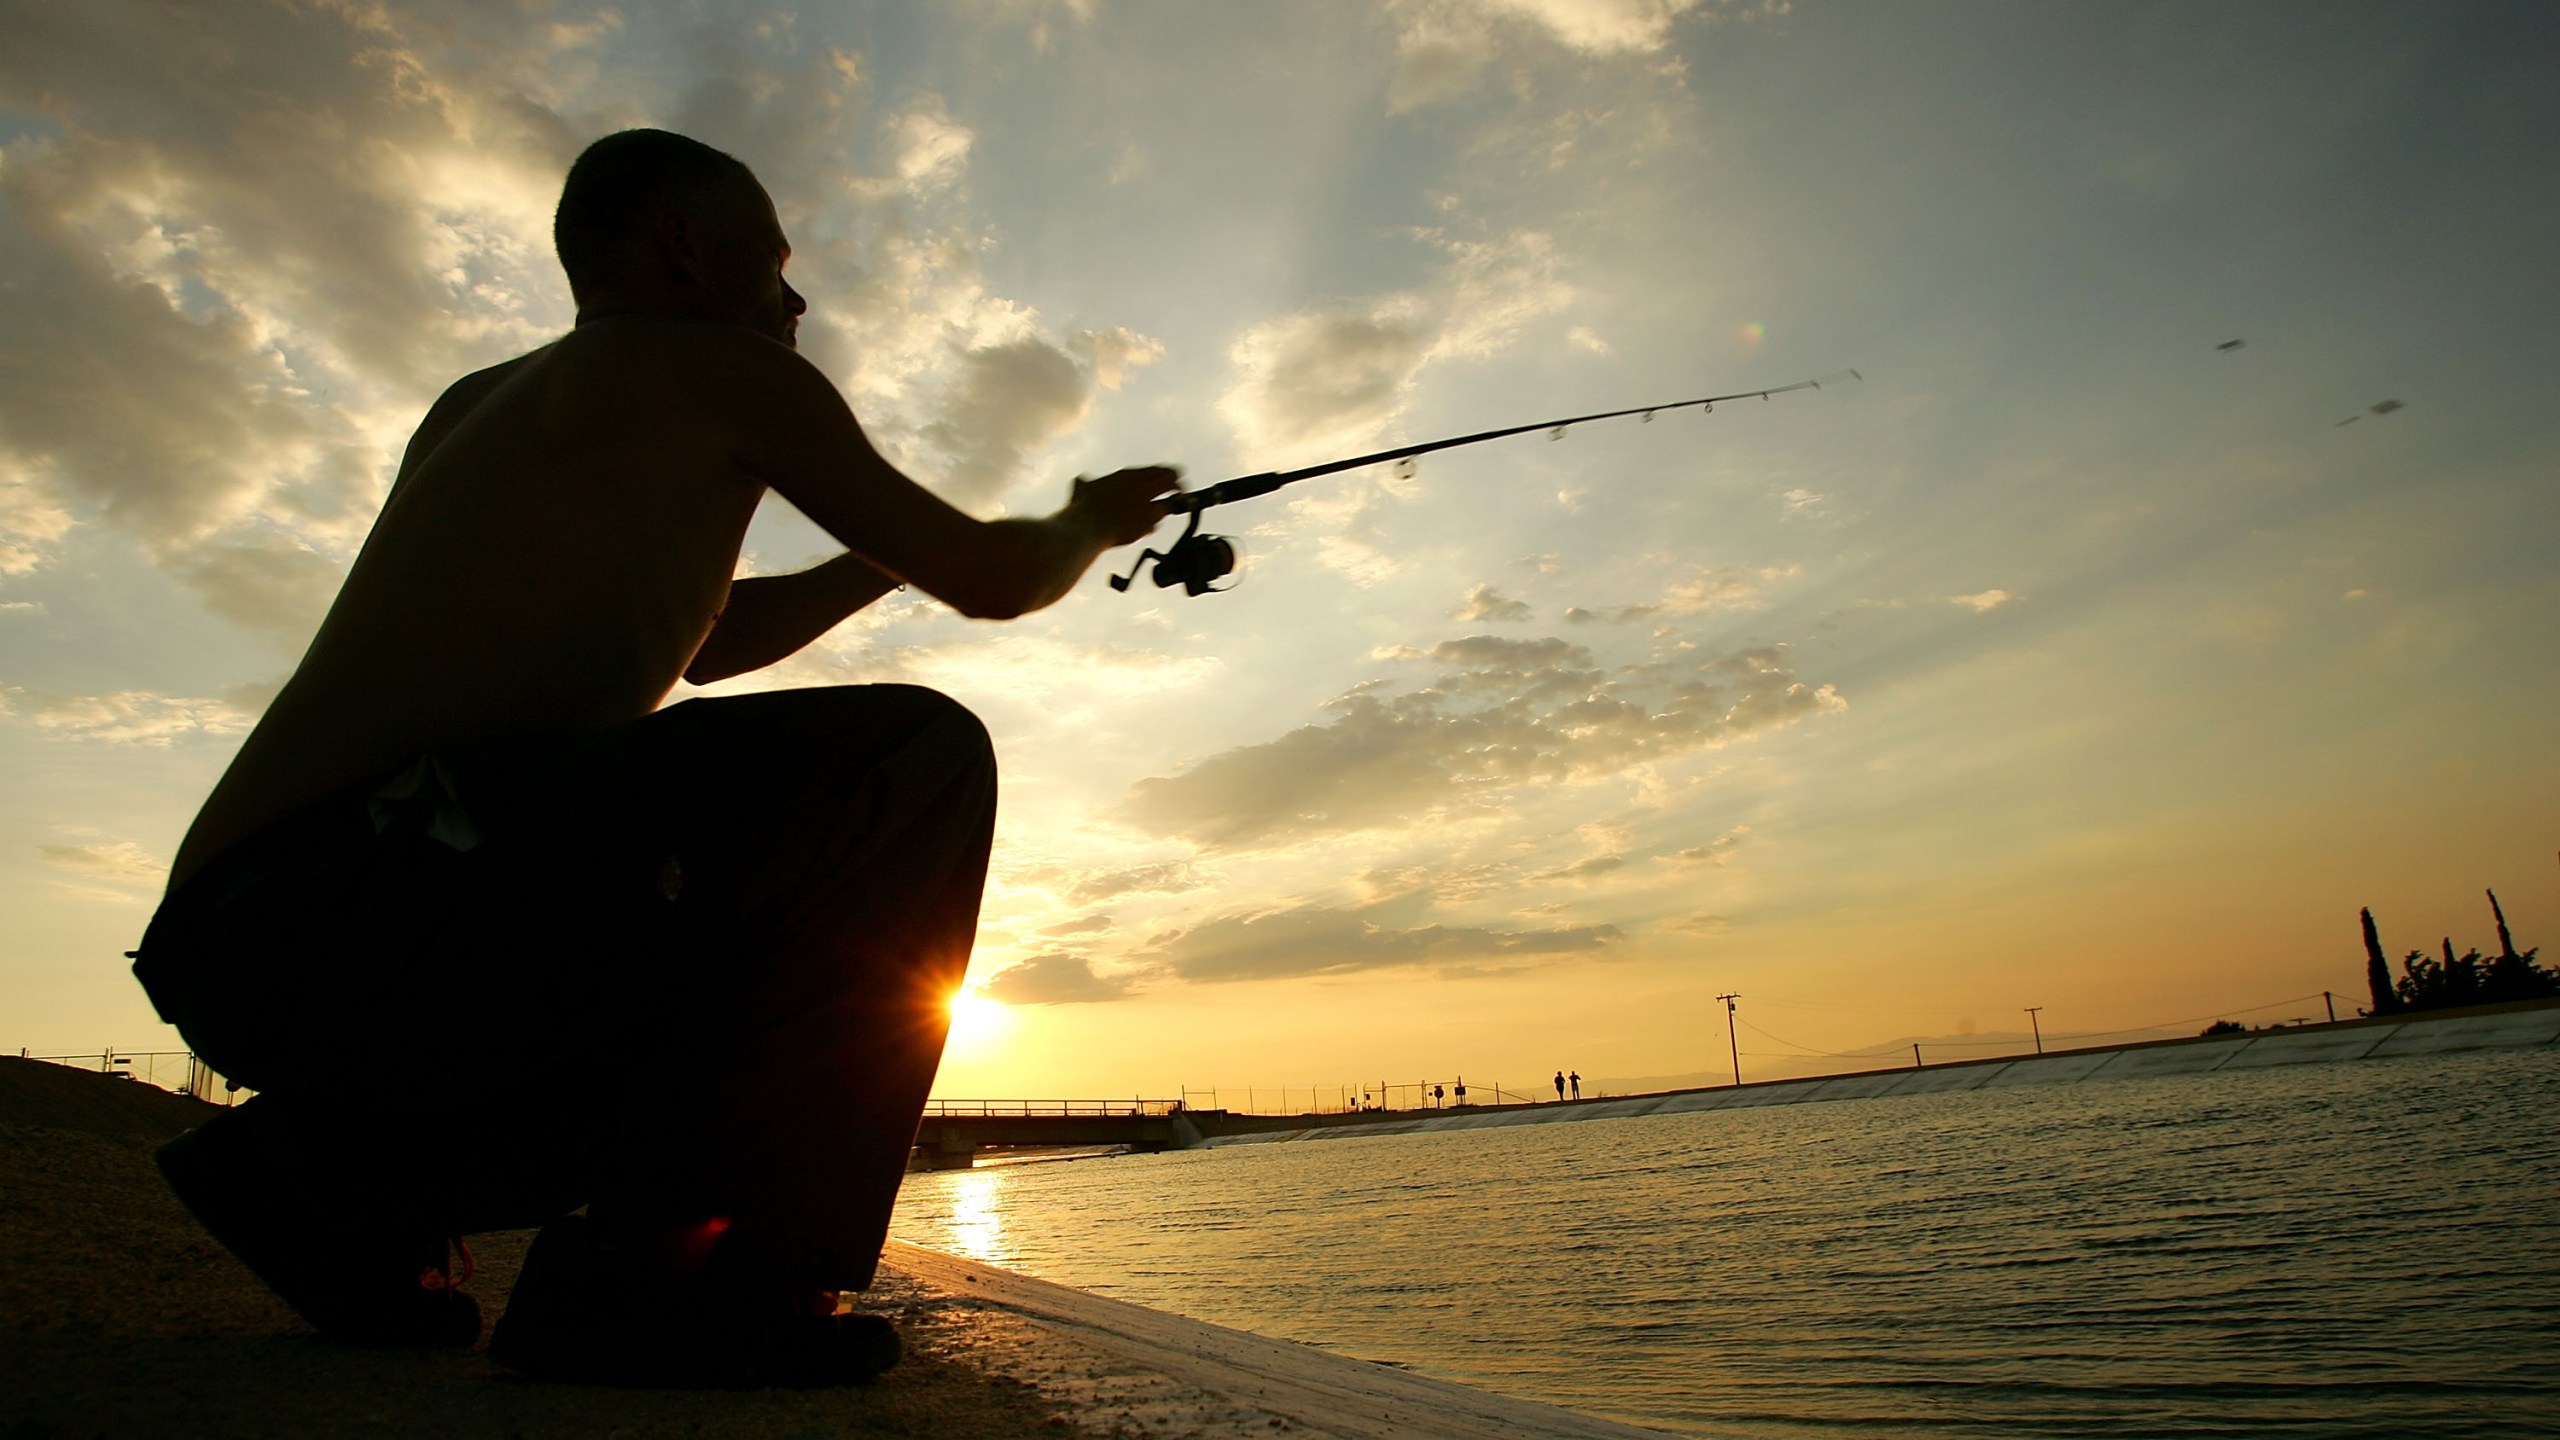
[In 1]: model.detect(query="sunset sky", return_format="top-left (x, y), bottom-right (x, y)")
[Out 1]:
top-left (4, 1), bottom-right (2554, 1100)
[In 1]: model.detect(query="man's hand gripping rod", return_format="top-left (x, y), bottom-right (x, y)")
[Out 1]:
top-left (1111, 370), bottom-right (1860, 596)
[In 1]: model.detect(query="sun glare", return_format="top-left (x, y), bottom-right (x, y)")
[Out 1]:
top-left (945, 987), bottom-right (1014, 1060)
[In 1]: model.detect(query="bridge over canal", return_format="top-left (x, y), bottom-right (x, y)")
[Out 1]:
top-left (909, 1100), bottom-right (1191, 1170)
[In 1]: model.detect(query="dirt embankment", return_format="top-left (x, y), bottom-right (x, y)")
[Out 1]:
top-left (0, 1058), bottom-right (1132, 1440)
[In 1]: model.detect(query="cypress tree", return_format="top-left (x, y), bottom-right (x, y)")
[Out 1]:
top-left (2361, 907), bottom-right (2399, 1015)
top-left (2490, 889), bottom-right (2519, 960)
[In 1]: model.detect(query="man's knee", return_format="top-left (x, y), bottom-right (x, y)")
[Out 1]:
top-left (709, 683), bottom-right (991, 782)
top-left (865, 684), bottom-right (992, 768)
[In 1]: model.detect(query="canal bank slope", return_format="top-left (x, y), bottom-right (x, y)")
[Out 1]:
top-left (1198, 998), bottom-right (2560, 1149)
top-left (0, 1057), bottom-right (1666, 1439)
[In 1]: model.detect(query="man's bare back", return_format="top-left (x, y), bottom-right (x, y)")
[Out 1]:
top-left (176, 314), bottom-right (1174, 890)
top-left (179, 325), bottom-right (768, 885)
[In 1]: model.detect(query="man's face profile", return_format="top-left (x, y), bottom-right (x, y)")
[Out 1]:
top-left (690, 179), bottom-right (805, 348)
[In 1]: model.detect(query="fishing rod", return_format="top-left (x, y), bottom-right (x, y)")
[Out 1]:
top-left (1111, 369), bottom-right (1860, 596)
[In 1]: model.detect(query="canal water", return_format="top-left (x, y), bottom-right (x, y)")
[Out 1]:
top-left (890, 1045), bottom-right (2560, 1437)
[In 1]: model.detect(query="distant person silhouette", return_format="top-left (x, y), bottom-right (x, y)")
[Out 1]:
top-left (130, 129), bottom-right (1176, 1389)
top-left (1570, 1070), bottom-right (1581, 1101)
top-left (1554, 1070), bottom-right (1566, 1101)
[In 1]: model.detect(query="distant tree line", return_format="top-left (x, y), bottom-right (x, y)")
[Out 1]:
top-left (2361, 888), bottom-right (2557, 1016)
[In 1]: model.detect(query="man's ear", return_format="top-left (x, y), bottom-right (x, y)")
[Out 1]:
top-left (648, 206), bottom-right (705, 287)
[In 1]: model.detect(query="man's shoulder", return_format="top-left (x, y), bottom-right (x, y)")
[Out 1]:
top-left (554, 316), bottom-right (805, 374)
top-left (435, 347), bottom-right (549, 411)
top-left (547, 320), bottom-right (845, 435)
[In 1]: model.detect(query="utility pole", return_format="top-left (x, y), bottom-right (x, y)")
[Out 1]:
top-left (2323, 991), bottom-right (2337, 1024)
top-left (2024, 1007), bottom-right (2045, 1055)
top-left (1716, 993), bottom-right (1742, 1087)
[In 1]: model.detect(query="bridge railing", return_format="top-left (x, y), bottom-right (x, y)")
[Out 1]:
top-left (922, 1098), bottom-right (1181, 1119)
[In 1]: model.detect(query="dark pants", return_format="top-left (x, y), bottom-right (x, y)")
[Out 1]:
top-left (134, 685), bottom-right (996, 1289)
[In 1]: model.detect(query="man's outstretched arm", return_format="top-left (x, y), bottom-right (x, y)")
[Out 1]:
top-left (703, 330), bottom-right (1177, 620)
top-left (683, 552), bottom-right (900, 686)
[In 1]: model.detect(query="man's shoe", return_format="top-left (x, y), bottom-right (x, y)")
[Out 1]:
top-left (489, 1213), bottom-right (901, 1389)
top-left (156, 1105), bottom-right (481, 1347)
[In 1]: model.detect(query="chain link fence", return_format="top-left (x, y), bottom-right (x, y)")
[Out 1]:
top-left (19, 1049), bottom-right (245, 1105)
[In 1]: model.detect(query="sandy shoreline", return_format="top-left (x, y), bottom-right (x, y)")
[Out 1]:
top-left (0, 1059), bottom-right (1662, 1439)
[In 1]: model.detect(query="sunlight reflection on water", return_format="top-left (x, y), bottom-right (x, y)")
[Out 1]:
top-left (942, 1166), bottom-right (1010, 1267)
top-left (894, 1046), bottom-right (2560, 1437)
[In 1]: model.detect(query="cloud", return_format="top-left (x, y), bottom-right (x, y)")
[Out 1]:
top-left (166, 532), bottom-right (346, 634)
top-left (1385, 0), bottom-right (1769, 112)
top-left (1564, 604), bottom-right (1658, 624)
top-left (0, 474), bottom-right (74, 576)
top-left (1140, 902), bottom-right (1623, 984)
top-left (1661, 564), bottom-right (1799, 614)
top-left (1452, 584), bottom-right (1532, 621)
top-left (1660, 825), bottom-right (1747, 867)
top-left (1387, 4), bottom-right (1499, 114)
top-left (1486, 0), bottom-right (1706, 53)
top-left (1950, 588), bottom-right (2016, 613)
top-left (910, 323), bottom-right (1161, 507)
top-left (1006, 0), bottom-right (1099, 56)
top-left (888, 99), bottom-right (974, 188)
top-left (1357, 857), bottom-right (1548, 907)
top-left (4, 687), bottom-right (259, 745)
top-left (0, 165), bottom-right (327, 553)
top-left (1040, 913), bottom-right (1118, 937)
top-left (0, 0), bottom-right (581, 616)
top-left (0, 1), bottom-right (1166, 630)
top-left (979, 952), bottom-right (1135, 1005)
top-left (39, 839), bottom-right (169, 885)
top-left (918, 336), bottom-right (1099, 507)
top-left (1220, 229), bottom-right (1571, 470)
top-left (1660, 910), bottom-right (1729, 934)
top-left (1565, 564), bottom-right (1794, 624)
top-left (1536, 852), bottom-right (1627, 883)
top-left (1072, 327), bottom-right (1167, 391)
top-left (1066, 862), bottom-right (1203, 906)
top-left (1220, 300), bottom-right (1436, 468)
top-left (1125, 630), bottom-right (1844, 847)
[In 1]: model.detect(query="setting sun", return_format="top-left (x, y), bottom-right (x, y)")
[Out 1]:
top-left (944, 987), bottom-right (1014, 1062)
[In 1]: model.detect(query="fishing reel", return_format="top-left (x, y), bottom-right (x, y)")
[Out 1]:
top-left (1108, 506), bottom-right (1238, 596)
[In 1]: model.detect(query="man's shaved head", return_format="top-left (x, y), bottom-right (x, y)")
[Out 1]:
top-left (554, 129), bottom-right (762, 305)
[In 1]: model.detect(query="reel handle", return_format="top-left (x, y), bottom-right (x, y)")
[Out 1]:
top-left (1107, 507), bottom-right (1239, 596)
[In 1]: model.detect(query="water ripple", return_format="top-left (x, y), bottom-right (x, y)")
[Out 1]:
top-left (893, 1047), bottom-right (2560, 1437)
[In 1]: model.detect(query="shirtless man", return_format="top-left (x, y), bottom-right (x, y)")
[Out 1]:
top-left (135, 129), bottom-right (1178, 1387)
